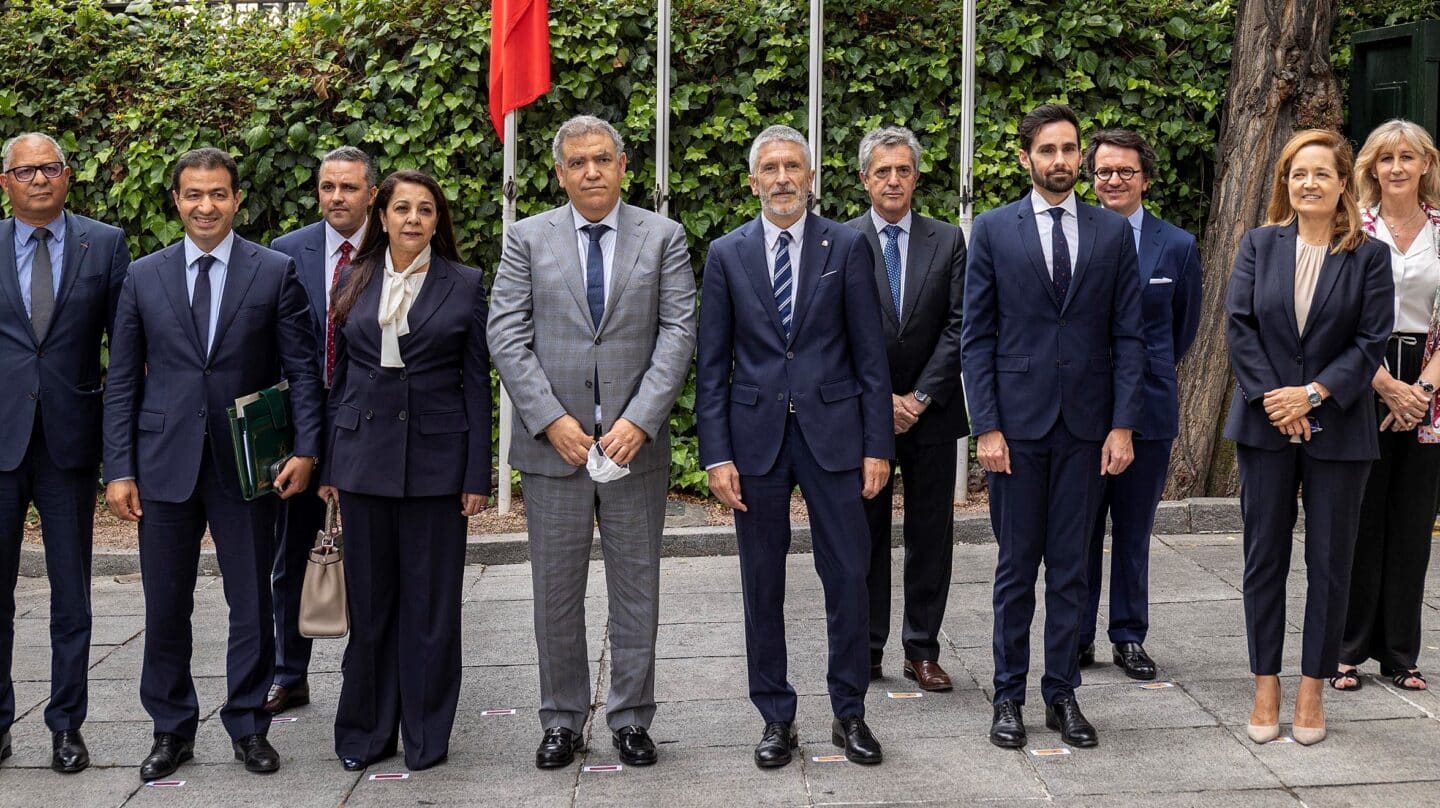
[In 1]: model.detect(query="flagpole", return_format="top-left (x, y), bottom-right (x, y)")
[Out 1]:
top-left (655, 0), bottom-right (671, 216)
top-left (807, 0), bottom-right (822, 211)
top-left (498, 109), bottom-right (517, 514)
top-left (954, 0), bottom-right (977, 505)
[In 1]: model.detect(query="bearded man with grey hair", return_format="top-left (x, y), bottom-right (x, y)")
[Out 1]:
top-left (696, 124), bottom-right (893, 768)
top-left (488, 114), bottom-right (696, 770)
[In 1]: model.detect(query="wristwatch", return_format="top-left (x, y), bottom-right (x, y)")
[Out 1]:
top-left (1420, 381), bottom-right (1436, 395)
top-left (1305, 384), bottom-right (1323, 408)
top-left (913, 390), bottom-right (931, 405)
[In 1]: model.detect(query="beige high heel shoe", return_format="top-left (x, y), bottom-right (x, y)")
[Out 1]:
top-left (1293, 675), bottom-right (1327, 745)
top-left (1248, 676), bottom-right (1281, 744)
top-left (1291, 724), bottom-right (1327, 745)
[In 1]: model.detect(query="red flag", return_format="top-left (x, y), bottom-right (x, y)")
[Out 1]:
top-left (489, 0), bottom-right (552, 140)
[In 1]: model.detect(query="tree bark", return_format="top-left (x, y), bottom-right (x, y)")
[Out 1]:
top-left (1165, 0), bottom-right (1343, 498)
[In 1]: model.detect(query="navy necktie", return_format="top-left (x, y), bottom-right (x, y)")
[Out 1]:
top-left (193, 254), bottom-right (216, 354)
top-left (773, 231), bottom-right (793, 339)
top-left (881, 224), bottom-right (903, 318)
top-left (1048, 207), bottom-right (1071, 303)
top-left (582, 224), bottom-right (608, 329)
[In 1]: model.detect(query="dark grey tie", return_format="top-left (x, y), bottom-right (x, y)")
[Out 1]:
top-left (192, 255), bottom-right (216, 354)
top-left (30, 227), bottom-right (54, 340)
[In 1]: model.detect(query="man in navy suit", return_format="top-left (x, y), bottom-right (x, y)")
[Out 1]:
top-left (1078, 130), bottom-right (1202, 681)
top-left (961, 105), bottom-right (1145, 750)
top-left (266, 146), bottom-right (376, 715)
top-left (0, 133), bottom-right (129, 773)
top-left (103, 148), bottom-right (323, 780)
top-left (697, 124), bottom-right (894, 768)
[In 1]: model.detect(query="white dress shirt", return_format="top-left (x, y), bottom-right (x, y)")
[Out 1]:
top-left (761, 210), bottom-right (807, 302)
top-left (183, 231), bottom-right (235, 353)
top-left (571, 201), bottom-right (621, 306)
top-left (1372, 211), bottom-right (1440, 333)
top-left (323, 219), bottom-right (367, 314)
top-left (1030, 189), bottom-right (1079, 278)
top-left (870, 208), bottom-right (912, 317)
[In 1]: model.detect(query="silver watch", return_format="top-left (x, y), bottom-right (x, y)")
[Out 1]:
top-left (1305, 384), bottom-right (1323, 408)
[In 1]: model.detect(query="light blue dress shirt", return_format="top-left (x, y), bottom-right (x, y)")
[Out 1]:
top-left (14, 212), bottom-right (66, 317)
top-left (1127, 206), bottom-right (1146, 259)
top-left (183, 231), bottom-right (234, 353)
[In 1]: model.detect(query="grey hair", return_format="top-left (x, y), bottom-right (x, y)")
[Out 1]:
top-left (748, 125), bottom-right (811, 174)
top-left (2, 133), bottom-right (66, 172)
top-left (320, 146), bottom-right (377, 186)
top-left (551, 115), bottom-right (625, 164)
top-left (858, 126), bottom-right (921, 175)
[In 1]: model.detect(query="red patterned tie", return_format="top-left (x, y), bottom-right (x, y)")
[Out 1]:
top-left (326, 242), bottom-right (352, 386)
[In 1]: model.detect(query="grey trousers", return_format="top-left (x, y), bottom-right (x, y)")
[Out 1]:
top-left (521, 466), bottom-right (666, 733)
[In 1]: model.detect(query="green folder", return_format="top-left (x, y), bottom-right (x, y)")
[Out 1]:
top-left (226, 380), bottom-right (295, 500)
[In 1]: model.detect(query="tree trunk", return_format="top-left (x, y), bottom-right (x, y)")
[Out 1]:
top-left (1165, 0), bottom-right (1344, 498)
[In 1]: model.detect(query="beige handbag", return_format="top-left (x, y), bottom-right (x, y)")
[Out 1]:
top-left (299, 498), bottom-right (348, 639)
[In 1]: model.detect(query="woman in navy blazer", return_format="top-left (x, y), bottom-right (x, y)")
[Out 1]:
top-left (317, 170), bottom-right (491, 771)
top-left (1224, 130), bottom-right (1393, 746)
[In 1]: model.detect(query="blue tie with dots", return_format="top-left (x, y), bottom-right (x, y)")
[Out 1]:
top-left (882, 224), bottom-right (902, 318)
top-left (1048, 207), bottom-right (1071, 303)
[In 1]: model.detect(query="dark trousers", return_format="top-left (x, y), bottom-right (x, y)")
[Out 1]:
top-left (272, 480), bottom-right (325, 688)
top-left (138, 450), bottom-right (276, 741)
top-left (989, 420), bottom-right (1103, 705)
top-left (863, 433), bottom-right (956, 663)
top-left (1081, 439), bottom-right (1172, 647)
top-left (0, 414), bottom-right (93, 733)
top-left (1237, 443), bottom-right (1370, 678)
top-left (1340, 426), bottom-right (1440, 672)
top-left (335, 492), bottom-right (465, 770)
top-left (735, 416), bottom-right (871, 722)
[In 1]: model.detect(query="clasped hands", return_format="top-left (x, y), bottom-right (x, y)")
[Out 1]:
top-left (545, 414), bottom-right (646, 467)
top-left (1375, 372), bottom-right (1432, 432)
top-left (1263, 384), bottom-right (1326, 441)
top-left (892, 393), bottom-right (929, 434)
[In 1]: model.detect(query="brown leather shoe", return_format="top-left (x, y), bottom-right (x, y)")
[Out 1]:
top-left (262, 682), bottom-right (310, 715)
top-left (903, 659), bottom-right (953, 691)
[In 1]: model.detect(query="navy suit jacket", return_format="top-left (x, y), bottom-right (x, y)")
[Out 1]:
top-left (961, 195), bottom-right (1146, 442)
top-left (1133, 210), bottom-right (1203, 441)
top-left (1223, 224), bottom-right (1393, 461)
top-left (696, 213), bottom-right (894, 475)
top-left (103, 235), bottom-right (324, 503)
top-left (0, 213), bottom-right (129, 471)
top-left (269, 220), bottom-right (331, 380)
top-left (323, 256), bottom-right (491, 498)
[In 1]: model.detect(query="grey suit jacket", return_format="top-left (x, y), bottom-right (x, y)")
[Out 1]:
top-left (488, 202), bottom-right (697, 478)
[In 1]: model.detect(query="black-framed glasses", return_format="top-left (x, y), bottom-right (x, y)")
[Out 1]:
top-left (1092, 167), bottom-right (1140, 182)
top-left (5, 162), bottom-right (65, 183)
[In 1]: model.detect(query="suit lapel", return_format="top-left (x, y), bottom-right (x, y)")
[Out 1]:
top-left (858, 215), bottom-right (899, 328)
top-left (298, 225), bottom-right (328, 321)
top-left (1016, 203), bottom-right (1060, 310)
top-left (740, 217), bottom-right (787, 343)
top-left (0, 220), bottom-right (37, 345)
top-left (1275, 225), bottom-right (1303, 345)
top-left (403, 255), bottom-right (455, 337)
top-left (1140, 209), bottom-right (1163, 281)
top-left (1062, 203), bottom-right (1098, 315)
top-left (542, 207), bottom-right (593, 334)
top-left (50, 212), bottom-right (88, 327)
top-left (209, 237), bottom-right (261, 360)
top-left (598, 204), bottom-right (647, 335)
top-left (1303, 244), bottom-right (1349, 343)
top-left (901, 216), bottom-right (938, 330)
top-left (786, 216), bottom-right (831, 346)
top-left (159, 243), bottom-right (207, 361)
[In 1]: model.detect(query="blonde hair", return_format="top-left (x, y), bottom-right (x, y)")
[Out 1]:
top-left (1265, 129), bottom-right (1365, 254)
top-left (1354, 119), bottom-right (1440, 209)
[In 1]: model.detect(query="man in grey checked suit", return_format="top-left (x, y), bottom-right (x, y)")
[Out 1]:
top-left (488, 115), bottom-right (697, 770)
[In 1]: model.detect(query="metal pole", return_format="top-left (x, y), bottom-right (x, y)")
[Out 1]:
top-left (955, 0), bottom-right (977, 505)
top-left (807, 0), bottom-right (822, 211)
top-left (498, 110), bottom-right (517, 514)
top-left (655, 0), bottom-right (671, 216)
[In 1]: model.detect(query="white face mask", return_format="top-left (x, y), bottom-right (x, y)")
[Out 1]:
top-left (586, 442), bottom-right (631, 483)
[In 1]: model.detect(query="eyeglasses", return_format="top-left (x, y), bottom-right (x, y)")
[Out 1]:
top-left (5, 162), bottom-right (65, 183)
top-left (1092, 167), bottom-right (1140, 182)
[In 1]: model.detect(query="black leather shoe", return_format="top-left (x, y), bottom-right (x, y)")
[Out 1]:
top-left (831, 716), bottom-right (882, 765)
top-left (341, 756), bottom-right (365, 771)
top-left (263, 682), bottom-right (311, 715)
top-left (754, 721), bottom-right (798, 768)
top-left (1045, 696), bottom-right (1099, 748)
top-left (1, 730), bottom-right (11, 761)
top-left (140, 733), bottom-right (194, 781)
top-left (1112, 642), bottom-right (1157, 680)
top-left (1078, 642), bottom-right (1096, 667)
top-left (233, 734), bottom-right (280, 773)
top-left (990, 700), bottom-right (1027, 748)
top-left (870, 663), bottom-right (883, 680)
top-left (535, 727), bottom-right (583, 769)
top-left (51, 729), bottom-right (89, 773)
top-left (612, 725), bottom-right (657, 766)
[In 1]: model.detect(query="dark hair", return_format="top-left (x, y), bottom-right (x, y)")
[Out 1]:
top-left (1083, 129), bottom-right (1157, 180)
top-left (170, 147), bottom-right (239, 192)
top-left (320, 146), bottom-right (377, 187)
top-left (1019, 104), bottom-right (1080, 153)
top-left (331, 169), bottom-right (461, 325)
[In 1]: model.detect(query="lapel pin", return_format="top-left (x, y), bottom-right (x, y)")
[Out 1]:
top-left (821, 239), bottom-right (829, 247)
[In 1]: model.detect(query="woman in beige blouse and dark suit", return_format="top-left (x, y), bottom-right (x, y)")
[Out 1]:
top-left (1224, 129), bottom-right (1393, 745)
top-left (1333, 120), bottom-right (1440, 694)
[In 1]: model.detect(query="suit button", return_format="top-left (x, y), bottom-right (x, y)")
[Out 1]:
top-left (365, 409), bottom-right (374, 420)
top-left (398, 410), bottom-right (408, 421)
top-left (27, 392), bottom-right (36, 400)
top-left (197, 410), bottom-right (206, 417)
top-left (585, 380), bottom-right (592, 389)
top-left (1295, 355), bottom-right (1303, 364)
top-left (399, 370), bottom-right (408, 381)
top-left (776, 393), bottom-right (784, 401)
top-left (594, 337), bottom-right (602, 345)
top-left (36, 350), bottom-right (44, 358)
top-left (204, 368), bottom-right (213, 376)
top-left (786, 352), bottom-right (794, 360)
top-left (369, 370), bottom-right (377, 379)
top-left (1059, 319), bottom-right (1067, 326)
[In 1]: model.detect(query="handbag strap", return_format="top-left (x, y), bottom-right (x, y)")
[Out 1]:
top-left (317, 497), bottom-right (340, 550)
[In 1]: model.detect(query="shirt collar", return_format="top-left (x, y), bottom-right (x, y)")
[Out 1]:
top-left (184, 230), bottom-right (235, 269)
top-left (1030, 189), bottom-right (1078, 219)
top-left (571, 202), bottom-right (621, 235)
top-left (762, 210), bottom-right (808, 251)
top-left (324, 218), bottom-right (367, 259)
top-left (1127, 206), bottom-right (1146, 232)
top-left (869, 208), bottom-right (912, 236)
top-left (14, 211), bottom-right (66, 247)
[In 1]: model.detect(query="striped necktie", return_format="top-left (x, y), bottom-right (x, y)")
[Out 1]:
top-left (773, 231), bottom-right (793, 338)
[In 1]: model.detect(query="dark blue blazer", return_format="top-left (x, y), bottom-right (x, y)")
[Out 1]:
top-left (102, 235), bottom-right (324, 502)
top-left (323, 255), bottom-right (492, 498)
top-left (961, 195), bottom-right (1146, 442)
top-left (1134, 210), bottom-right (1203, 441)
top-left (696, 214), bottom-right (894, 475)
top-left (1223, 224), bottom-right (1393, 461)
top-left (269, 220), bottom-right (331, 380)
top-left (0, 213), bottom-right (129, 471)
